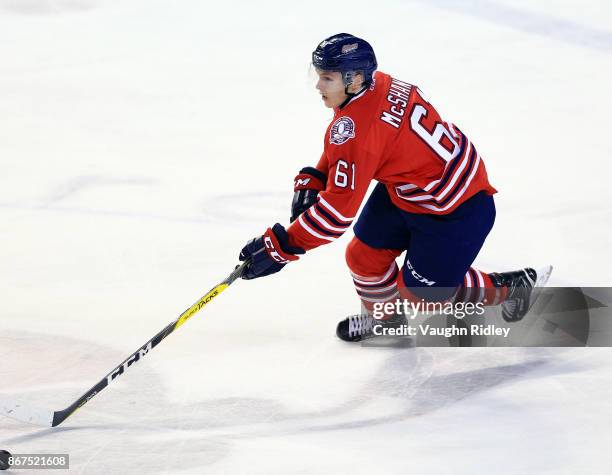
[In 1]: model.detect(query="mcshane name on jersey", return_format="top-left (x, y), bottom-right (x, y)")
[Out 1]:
top-left (380, 77), bottom-right (413, 129)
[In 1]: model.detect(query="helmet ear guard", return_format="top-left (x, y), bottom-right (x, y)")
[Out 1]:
top-left (341, 70), bottom-right (369, 89)
top-left (342, 70), bottom-right (355, 87)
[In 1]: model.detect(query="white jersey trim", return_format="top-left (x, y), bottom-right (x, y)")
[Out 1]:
top-left (297, 214), bottom-right (336, 242)
top-left (418, 154), bottom-right (481, 212)
top-left (309, 207), bottom-right (350, 233)
top-left (399, 139), bottom-right (472, 203)
top-left (317, 196), bottom-right (355, 223)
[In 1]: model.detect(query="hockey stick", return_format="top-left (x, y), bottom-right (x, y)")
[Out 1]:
top-left (0, 260), bottom-right (249, 428)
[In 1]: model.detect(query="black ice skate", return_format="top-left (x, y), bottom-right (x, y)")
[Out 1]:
top-left (336, 312), bottom-right (407, 342)
top-left (489, 265), bottom-right (553, 322)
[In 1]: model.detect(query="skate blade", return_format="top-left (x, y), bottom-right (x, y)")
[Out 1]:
top-left (535, 265), bottom-right (553, 288)
top-left (526, 265), bottom-right (554, 317)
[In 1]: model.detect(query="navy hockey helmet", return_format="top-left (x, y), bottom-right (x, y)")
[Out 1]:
top-left (312, 33), bottom-right (377, 86)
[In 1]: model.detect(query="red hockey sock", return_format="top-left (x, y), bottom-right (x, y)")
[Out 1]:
top-left (457, 267), bottom-right (507, 305)
top-left (345, 237), bottom-right (402, 319)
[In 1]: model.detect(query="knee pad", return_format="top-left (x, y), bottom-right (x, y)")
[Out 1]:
top-left (345, 237), bottom-right (401, 277)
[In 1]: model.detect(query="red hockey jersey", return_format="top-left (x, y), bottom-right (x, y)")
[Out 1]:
top-left (287, 71), bottom-right (497, 252)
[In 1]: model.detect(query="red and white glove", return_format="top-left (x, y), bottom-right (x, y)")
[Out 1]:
top-left (239, 224), bottom-right (305, 280)
top-left (290, 166), bottom-right (327, 223)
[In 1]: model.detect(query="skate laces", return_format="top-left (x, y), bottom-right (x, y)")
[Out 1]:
top-left (348, 314), bottom-right (375, 337)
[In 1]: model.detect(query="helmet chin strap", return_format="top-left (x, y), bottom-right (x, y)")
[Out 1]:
top-left (339, 82), bottom-right (368, 109)
top-left (337, 70), bottom-right (370, 109)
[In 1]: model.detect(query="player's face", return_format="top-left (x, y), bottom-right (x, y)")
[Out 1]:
top-left (315, 70), bottom-right (348, 108)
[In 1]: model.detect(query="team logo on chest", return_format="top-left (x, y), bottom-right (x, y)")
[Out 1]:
top-left (329, 116), bottom-right (356, 145)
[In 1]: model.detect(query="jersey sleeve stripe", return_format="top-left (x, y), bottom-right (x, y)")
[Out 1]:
top-left (309, 206), bottom-right (351, 233)
top-left (312, 203), bottom-right (351, 228)
top-left (317, 196), bottom-right (355, 223)
top-left (302, 211), bottom-right (344, 238)
top-left (297, 214), bottom-right (337, 242)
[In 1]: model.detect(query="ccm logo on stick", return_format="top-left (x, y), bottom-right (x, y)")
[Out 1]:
top-left (106, 342), bottom-right (153, 384)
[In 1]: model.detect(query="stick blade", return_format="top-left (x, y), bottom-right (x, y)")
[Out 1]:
top-left (0, 395), bottom-right (54, 427)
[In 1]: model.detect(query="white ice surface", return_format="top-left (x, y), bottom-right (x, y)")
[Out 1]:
top-left (1, 0), bottom-right (611, 473)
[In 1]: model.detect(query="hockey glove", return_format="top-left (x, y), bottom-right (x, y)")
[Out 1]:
top-left (290, 166), bottom-right (327, 223)
top-left (239, 223), bottom-right (305, 280)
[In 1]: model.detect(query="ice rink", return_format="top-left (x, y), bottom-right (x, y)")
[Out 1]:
top-left (1, 0), bottom-right (612, 473)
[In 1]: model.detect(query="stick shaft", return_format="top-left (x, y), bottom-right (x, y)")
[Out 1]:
top-left (1, 261), bottom-right (248, 428)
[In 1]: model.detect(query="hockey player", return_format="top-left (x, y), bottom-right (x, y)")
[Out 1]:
top-left (238, 33), bottom-right (550, 341)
